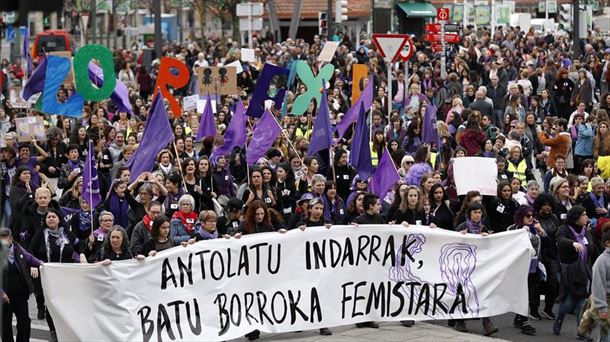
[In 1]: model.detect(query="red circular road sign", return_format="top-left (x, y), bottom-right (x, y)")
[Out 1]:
top-left (437, 8), bottom-right (450, 21)
top-left (397, 37), bottom-right (416, 62)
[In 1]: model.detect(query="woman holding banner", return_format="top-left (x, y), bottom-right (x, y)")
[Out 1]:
top-left (29, 209), bottom-right (85, 342)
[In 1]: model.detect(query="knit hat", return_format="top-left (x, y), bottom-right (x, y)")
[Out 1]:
top-left (298, 193), bottom-right (314, 205)
top-left (550, 176), bottom-right (567, 194)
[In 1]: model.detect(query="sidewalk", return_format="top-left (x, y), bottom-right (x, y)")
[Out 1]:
top-left (233, 322), bottom-right (507, 341)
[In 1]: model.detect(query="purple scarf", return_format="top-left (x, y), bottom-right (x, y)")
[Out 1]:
top-left (568, 224), bottom-right (588, 261)
top-left (67, 159), bottom-right (80, 171)
top-left (590, 192), bottom-right (605, 209)
top-left (465, 219), bottom-right (483, 234)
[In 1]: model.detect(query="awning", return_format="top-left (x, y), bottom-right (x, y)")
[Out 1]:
top-left (396, 2), bottom-right (437, 17)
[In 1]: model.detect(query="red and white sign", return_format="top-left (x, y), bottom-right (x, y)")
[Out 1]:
top-left (425, 33), bottom-right (461, 44)
top-left (437, 7), bottom-right (450, 21)
top-left (372, 34), bottom-right (415, 63)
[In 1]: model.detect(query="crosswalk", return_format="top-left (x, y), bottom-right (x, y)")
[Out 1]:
top-left (10, 301), bottom-right (52, 341)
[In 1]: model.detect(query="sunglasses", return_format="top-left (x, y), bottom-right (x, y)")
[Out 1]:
top-left (406, 161), bottom-right (414, 165)
top-left (525, 214), bottom-right (533, 218)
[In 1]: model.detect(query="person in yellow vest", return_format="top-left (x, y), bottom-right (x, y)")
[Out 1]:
top-left (506, 145), bottom-right (534, 183)
top-left (370, 129), bottom-right (385, 167)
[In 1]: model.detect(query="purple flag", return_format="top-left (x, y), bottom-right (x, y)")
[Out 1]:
top-left (371, 146), bottom-right (400, 198)
top-left (195, 94), bottom-right (217, 142)
top-left (422, 103), bottom-right (440, 145)
top-left (89, 62), bottom-right (133, 115)
top-left (308, 84), bottom-right (333, 155)
top-left (82, 143), bottom-right (102, 208)
top-left (246, 109), bottom-right (281, 165)
top-left (349, 103), bottom-right (374, 180)
top-left (23, 55), bottom-right (47, 100)
top-left (336, 77), bottom-right (374, 141)
top-left (125, 93), bottom-right (174, 182)
top-left (212, 98), bottom-right (247, 157)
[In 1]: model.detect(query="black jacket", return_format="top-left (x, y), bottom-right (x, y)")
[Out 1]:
top-left (2, 242), bottom-right (43, 295)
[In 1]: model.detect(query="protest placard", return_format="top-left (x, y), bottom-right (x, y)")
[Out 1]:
top-left (49, 51), bottom-right (75, 85)
top-left (15, 116), bottom-right (46, 142)
top-left (318, 42), bottom-right (339, 62)
top-left (225, 60), bottom-right (244, 74)
top-left (182, 94), bottom-right (199, 111)
top-left (8, 87), bottom-right (31, 109)
top-left (453, 157), bottom-right (498, 196)
top-left (42, 226), bottom-right (533, 342)
top-left (240, 48), bottom-right (256, 62)
top-left (195, 66), bottom-right (237, 95)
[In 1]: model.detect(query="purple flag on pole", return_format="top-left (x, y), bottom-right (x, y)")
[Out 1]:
top-left (125, 93), bottom-right (174, 182)
top-left (212, 98), bottom-right (247, 157)
top-left (23, 55), bottom-right (47, 100)
top-left (422, 103), bottom-right (439, 145)
top-left (336, 78), bottom-right (374, 141)
top-left (246, 109), bottom-right (281, 165)
top-left (349, 103), bottom-right (374, 180)
top-left (308, 84), bottom-right (333, 155)
top-left (195, 94), bottom-right (217, 142)
top-left (88, 62), bottom-right (133, 115)
top-left (82, 143), bottom-right (102, 208)
top-left (371, 146), bottom-right (400, 199)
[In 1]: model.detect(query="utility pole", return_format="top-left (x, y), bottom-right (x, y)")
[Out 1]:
top-left (91, 0), bottom-right (97, 44)
top-left (177, 1), bottom-right (182, 43)
top-left (154, 0), bottom-right (162, 59)
top-left (572, 0), bottom-right (581, 58)
top-left (327, 0), bottom-right (333, 39)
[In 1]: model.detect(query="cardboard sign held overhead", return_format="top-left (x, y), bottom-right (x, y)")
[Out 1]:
top-left (49, 51), bottom-right (74, 85)
top-left (8, 87), bottom-right (31, 109)
top-left (196, 66), bottom-right (237, 96)
top-left (351, 64), bottom-right (368, 104)
top-left (240, 48), bottom-right (256, 63)
top-left (318, 42), bottom-right (339, 62)
top-left (15, 116), bottom-right (46, 142)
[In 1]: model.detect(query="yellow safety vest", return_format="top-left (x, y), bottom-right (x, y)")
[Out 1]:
top-left (507, 159), bottom-right (528, 182)
top-left (370, 142), bottom-right (379, 167)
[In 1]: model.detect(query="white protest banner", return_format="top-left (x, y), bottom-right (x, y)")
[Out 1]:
top-left (197, 98), bottom-right (216, 114)
top-left (182, 94), bottom-right (199, 111)
top-left (241, 48), bottom-right (256, 62)
top-left (453, 157), bottom-right (498, 196)
top-left (318, 41), bottom-right (340, 62)
top-left (41, 226), bottom-right (533, 342)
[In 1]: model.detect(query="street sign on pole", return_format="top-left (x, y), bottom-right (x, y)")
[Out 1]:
top-left (237, 3), bottom-right (264, 48)
top-left (437, 7), bottom-right (450, 21)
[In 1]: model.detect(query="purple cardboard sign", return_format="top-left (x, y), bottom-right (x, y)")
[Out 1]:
top-left (245, 63), bottom-right (289, 118)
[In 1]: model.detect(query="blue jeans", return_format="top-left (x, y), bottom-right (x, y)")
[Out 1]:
top-left (392, 102), bottom-right (404, 116)
top-left (1, 199), bottom-right (10, 227)
top-left (556, 294), bottom-right (586, 328)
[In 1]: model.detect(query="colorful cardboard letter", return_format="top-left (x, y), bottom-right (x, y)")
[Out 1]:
top-left (74, 44), bottom-right (116, 101)
top-left (154, 57), bottom-right (190, 117)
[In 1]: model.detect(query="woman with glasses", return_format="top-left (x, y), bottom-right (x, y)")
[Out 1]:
top-left (554, 206), bottom-right (598, 339)
top-left (169, 195), bottom-right (198, 245)
top-left (550, 177), bottom-right (573, 221)
top-left (507, 205), bottom-right (546, 334)
top-left (195, 210), bottom-right (223, 240)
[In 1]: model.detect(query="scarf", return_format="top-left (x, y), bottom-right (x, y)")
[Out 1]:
top-left (66, 159), bottom-right (80, 171)
top-left (465, 219), bottom-right (483, 234)
top-left (172, 210), bottom-right (198, 235)
top-left (164, 190), bottom-right (184, 211)
top-left (568, 224), bottom-right (588, 261)
top-left (44, 227), bottom-right (67, 263)
top-left (525, 194), bottom-right (535, 207)
top-left (143, 214), bottom-right (154, 232)
top-left (198, 228), bottom-right (218, 240)
top-left (590, 192), bottom-right (605, 209)
top-left (109, 193), bottom-right (129, 228)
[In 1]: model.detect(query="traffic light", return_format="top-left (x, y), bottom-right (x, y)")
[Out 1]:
top-left (335, 0), bottom-right (348, 24)
top-left (319, 12), bottom-right (328, 36)
top-left (559, 4), bottom-right (572, 32)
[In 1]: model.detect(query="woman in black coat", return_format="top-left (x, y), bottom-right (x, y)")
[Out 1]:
top-left (29, 209), bottom-right (84, 340)
top-left (485, 181), bottom-right (519, 233)
top-left (428, 184), bottom-right (455, 230)
top-left (553, 205), bottom-right (599, 338)
top-left (553, 68), bottom-right (575, 120)
top-left (89, 226), bottom-right (134, 263)
top-left (8, 167), bottom-right (37, 232)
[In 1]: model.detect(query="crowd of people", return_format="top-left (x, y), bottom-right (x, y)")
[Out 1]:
top-left (1, 22), bottom-right (610, 342)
